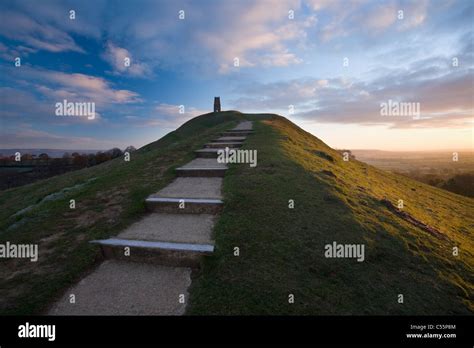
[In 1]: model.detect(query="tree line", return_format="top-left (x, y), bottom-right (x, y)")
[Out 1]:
top-left (0, 146), bottom-right (136, 190)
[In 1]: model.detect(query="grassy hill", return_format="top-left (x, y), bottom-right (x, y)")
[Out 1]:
top-left (187, 114), bottom-right (473, 315)
top-left (1, 111), bottom-right (472, 315)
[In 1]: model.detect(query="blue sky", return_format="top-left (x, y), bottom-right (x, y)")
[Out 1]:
top-left (0, 0), bottom-right (472, 151)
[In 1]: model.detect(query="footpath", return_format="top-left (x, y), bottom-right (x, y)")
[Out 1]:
top-left (49, 121), bottom-right (254, 315)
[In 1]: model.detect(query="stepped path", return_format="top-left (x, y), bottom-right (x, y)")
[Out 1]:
top-left (48, 121), bottom-right (253, 315)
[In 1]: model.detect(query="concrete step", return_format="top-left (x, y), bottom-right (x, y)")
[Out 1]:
top-left (195, 148), bottom-right (221, 158)
top-left (176, 158), bottom-right (227, 177)
top-left (204, 142), bottom-right (243, 149)
top-left (118, 213), bottom-right (216, 244)
top-left (221, 131), bottom-right (254, 136)
top-left (146, 197), bottom-right (223, 214)
top-left (231, 128), bottom-right (253, 132)
top-left (48, 260), bottom-right (191, 315)
top-left (155, 177), bottom-right (223, 198)
top-left (229, 128), bottom-right (253, 132)
top-left (91, 238), bottom-right (214, 267)
top-left (212, 136), bottom-right (246, 143)
top-left (146, 177), bottom-right (223, 213)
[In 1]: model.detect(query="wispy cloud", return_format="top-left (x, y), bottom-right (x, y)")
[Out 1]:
top-left (233, 60), bottom-right (473, 129)
top-left (125, 103), bottom-right (208, 128)
top-left (8, 66), bottom-right (143, 105)
top-left (196, 0), bottom-right (308, 71)
top-left (101, 41), bottom-right (152, 77)
top-left (0, 9), bottom-right (84, 53)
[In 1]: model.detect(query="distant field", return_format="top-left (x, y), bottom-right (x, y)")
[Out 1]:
top-left (351, 150), bottom-right (474, 178)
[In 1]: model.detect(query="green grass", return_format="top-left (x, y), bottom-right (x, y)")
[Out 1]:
top-left (1, 111), bottom-right (472, 315)
top-left (0, 111), bottom-right (244, 314)
top-left (187, 115), bottom-right (473, 315)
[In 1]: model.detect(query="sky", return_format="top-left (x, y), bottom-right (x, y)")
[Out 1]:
top-left (0, 0), bottom-right (472, 151)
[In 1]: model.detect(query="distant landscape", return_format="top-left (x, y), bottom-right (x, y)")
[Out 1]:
top-left (0, 147), bottom-right (136, 190)
top-left (3, 147), bottom-right (472, 198)
top-left (0, 149), bottom-right (103, 158)
top-left (351, 150), bottom-right (474, 197)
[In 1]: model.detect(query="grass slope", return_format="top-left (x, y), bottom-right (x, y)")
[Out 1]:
top-left (0, 111), bottom-right (244, 314)
top-left (188, 115), bottom-right (473, 315)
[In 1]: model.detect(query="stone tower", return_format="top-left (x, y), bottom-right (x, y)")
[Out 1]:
top-left (214, 97), bottom-right (221, 112)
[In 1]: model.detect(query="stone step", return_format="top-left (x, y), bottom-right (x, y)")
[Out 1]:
top-left (221, 131), bottom-right (254, 136)
top-left (118, 213), bottom-right (216, 244)
top-left (154, 177), bottom-right (223, 198)
top-left (146, 197), bottom-right (223, 214)
top-left (146, 177), bottom-right (223, 213)
top-left (176, 158), bottom-right (227, 177)
top-left (212, 136), bottom-right (246, 143)
top-left (195, 148), bottom-right (221, 158)
top-left (226, 128), bottom-right (253, 131)
top-left (204, 142), bottom-right (243, 149)
top-left (90, 238), bottom-right (214, 267)
top-left (48, 260), bottom-right (191, 315)
top-left (224, 127), bottom-right (254, 131)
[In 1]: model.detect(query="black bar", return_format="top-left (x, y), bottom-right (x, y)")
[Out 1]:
top-left (0, 315), bottom-right (472, 345)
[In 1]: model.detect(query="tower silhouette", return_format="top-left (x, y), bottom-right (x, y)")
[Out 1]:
top-left (214, 97), bottom-right (221, 112)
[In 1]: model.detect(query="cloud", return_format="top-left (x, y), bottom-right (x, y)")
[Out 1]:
top-left (0, 42), bottom-right (37, 61)
top-left (364, 4), bottom-right (397, 30)
top-left (397, 0), bottom-right (428, 31)
top-left (93, 0), bottom-right (309, 73)
top-left (305, 0), bottom-right (337, 11)
top-left (232, 77), bottom-right (336, 111)
top-left (7, 66), bottom-right (143, 105)
top-left (0, 86), bottom-right (107, 127)
top-left (101, 41), bottom-right (152, 77)
top-left (232, 61), bottom-right (473, 129)
top-left (125, 103), bottom-right (208, 128)
top-left (0, 65), bottom-right (141, 130)
top-left (0, 10), bottom-right (84, 53)
top-left (0, 87), bottom-right (52, 120)
top-left (299, 68), bottom-right (474, 128)
top-left (196, 0), bottom-right (308, 71)
top-left (307, 0), bottom-right (430, 43)
top-left (0, 0), bottom-right (466, 76)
